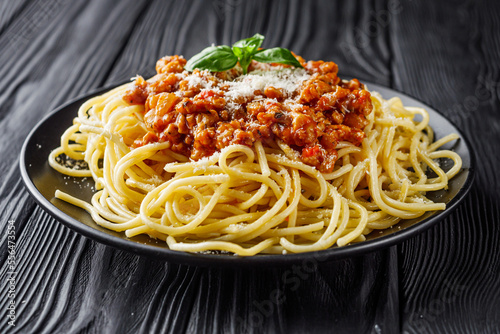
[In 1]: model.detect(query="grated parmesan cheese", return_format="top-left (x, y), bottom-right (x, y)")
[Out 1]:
top-left (180, 68), bottom-right (311, 112)
top-left (225, 68), bottom-right (310, 101)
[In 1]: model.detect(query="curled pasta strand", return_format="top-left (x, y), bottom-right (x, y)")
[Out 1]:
top-left (49, 83), bottom-right (463, 256)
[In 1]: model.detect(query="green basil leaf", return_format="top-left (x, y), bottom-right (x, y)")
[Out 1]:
top-left (238, 55), bottom-right (253, 74)
top-left (253, 47), bottom-right (303, 68)
top-left (232, 33), bottom-right (264, 55)
top-left (232, 34), bottom-right (265, 74)
top-left (231, 46), bottom-right (244, 59)
top-left (185, 35), bottom-right (302, 74)
top-left (185, 45), bottom-right (238, 72)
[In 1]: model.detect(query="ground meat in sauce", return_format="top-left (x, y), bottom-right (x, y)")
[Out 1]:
top-left (123, 54), bottom-right (373, 173)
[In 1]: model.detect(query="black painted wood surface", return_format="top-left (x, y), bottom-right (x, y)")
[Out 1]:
top-left (1, 0), bottom-right (499, 333)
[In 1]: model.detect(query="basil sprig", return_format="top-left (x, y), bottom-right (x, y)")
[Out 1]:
top-left (185, 34), bottom-right (303, 74)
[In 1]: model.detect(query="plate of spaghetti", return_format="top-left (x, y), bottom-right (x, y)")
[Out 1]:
top-left (20, 37), bottom-right (474, 266)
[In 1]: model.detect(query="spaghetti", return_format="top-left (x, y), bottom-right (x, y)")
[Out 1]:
top-left (48, 55), bottom-right (462, 256)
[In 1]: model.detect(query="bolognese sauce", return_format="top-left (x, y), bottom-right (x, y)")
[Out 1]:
top-left (123, 54), bottom-right (373, 173)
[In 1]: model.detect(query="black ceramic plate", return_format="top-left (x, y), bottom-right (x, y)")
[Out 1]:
top-left (20, 82), bottom-right (475, 267)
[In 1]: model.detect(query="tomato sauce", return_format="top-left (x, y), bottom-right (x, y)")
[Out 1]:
top-left (123, 54), bottom-right (372, 173)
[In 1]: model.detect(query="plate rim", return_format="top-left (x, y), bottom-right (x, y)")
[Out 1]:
top-left (19, 80), bottom-right (476, 267)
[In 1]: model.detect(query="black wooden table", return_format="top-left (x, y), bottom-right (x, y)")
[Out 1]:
top-left (1, 0), bottom-right (499, 333)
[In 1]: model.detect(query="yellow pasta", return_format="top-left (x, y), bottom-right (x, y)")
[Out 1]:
top-left (48, 81), bottom-right (461, 256)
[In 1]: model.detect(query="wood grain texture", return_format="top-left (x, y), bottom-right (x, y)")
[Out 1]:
top-left (0, 0), bottom-right (499, 333)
